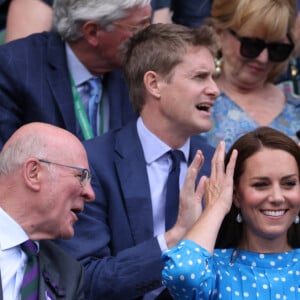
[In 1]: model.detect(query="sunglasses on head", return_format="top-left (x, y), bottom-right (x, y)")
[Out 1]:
top-left (229, 29), bottom-right (294, 62)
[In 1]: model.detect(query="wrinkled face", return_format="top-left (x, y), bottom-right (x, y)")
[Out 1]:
top-left (97, 4), bottom-right (151, 70)
top-left (219, 29), bottom-right (290, 89)
top-left (39, 150), bottom-right (95, 239)
top-left (235, 148), bottom-right (300, 245)
top-left (158, 46), bottom-right (220, 137)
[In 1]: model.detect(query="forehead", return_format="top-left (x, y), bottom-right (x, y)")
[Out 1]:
top-left (243, 148), bottom-right (298, 177)
top-left (177, 46), bottom-right (215, 70)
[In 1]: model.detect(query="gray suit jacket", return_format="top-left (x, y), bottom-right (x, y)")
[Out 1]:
top-left (0, 240), bottom-right (85, 300)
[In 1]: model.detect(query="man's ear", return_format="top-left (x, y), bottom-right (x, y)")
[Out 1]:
top-left (23, 159), bottom-right (42, 192)
top-left (81, 21), bottom-right (101, 46)
top-left (143, 70), bottom-right (163, 99)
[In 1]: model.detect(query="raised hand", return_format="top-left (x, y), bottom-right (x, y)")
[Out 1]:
top-left (183, 141), bottom-right (237, 253)
top-left (165, 150), bottom-right (205, 248)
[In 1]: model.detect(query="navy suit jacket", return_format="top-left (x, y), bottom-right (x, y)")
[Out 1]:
top-left (57, 121), bottom-right (215, 300)
top-left (0, 240), bottom-right (85, 300)
top-left (0, 31), bottom-right (136, 149)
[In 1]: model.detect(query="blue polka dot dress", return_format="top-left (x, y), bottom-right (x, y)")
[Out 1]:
top-left (162, 240), bottom-right (300, 299)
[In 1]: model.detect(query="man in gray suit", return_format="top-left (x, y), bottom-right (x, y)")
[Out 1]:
top-left (0, 122), bottom-right (95, 300)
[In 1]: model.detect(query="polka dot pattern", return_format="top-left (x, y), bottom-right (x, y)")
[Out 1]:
top-left (162, 240), bottom-right (300, 299)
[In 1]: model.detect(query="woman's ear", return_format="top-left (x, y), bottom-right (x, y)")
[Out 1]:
top-left (143, 70), bottom-right (162, 99)
top-left (233, 187), bottom-right (241, 208)
top-left (23, 159), bottom-right (42, 192)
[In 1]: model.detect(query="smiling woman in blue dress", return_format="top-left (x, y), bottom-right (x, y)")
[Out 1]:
top-left (162, 127), bottom-right (300, 300)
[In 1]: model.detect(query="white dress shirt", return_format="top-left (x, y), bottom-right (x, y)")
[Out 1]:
top-left (0, 208), bottom-right (33, 300)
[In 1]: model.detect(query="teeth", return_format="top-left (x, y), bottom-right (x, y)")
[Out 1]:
top-left (196, 104), bottom-right (210, 111)
top-left (262, 210), bottom-right (285, 217)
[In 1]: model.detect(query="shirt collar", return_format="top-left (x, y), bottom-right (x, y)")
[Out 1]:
top-left (65, 42), bottom-right (93, 87)
top-left (0, 208), bottom-right (29, 251)
top-left (136, 117), bottom-right (190, 164)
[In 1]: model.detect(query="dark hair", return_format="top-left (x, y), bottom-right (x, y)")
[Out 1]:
top-left (215, 127), bottom-right (300, 249)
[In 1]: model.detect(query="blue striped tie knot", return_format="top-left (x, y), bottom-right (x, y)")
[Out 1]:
top-left (87, 77), bottom-right (102, 136)
top-left (21, 240), bottom-right (39, 300)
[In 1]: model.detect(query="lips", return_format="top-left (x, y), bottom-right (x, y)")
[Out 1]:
top-left (71, 207), bottom-right (83, 216)
top-left (196, 101), bottom-right (214, 112)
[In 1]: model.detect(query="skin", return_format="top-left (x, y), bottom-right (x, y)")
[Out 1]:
top-left (182, 144), bottom-right (300, 255)
top-left (70, 4), bottom-right (152, 75)
top-left (0, 123), bottom-right (95, 241)
top-left (234, 148), bottom-right (300, 253)
top-left (216, 29), bottom-right (289, 125)
top-left (141, 46), bottom-right (220, 150)
top-left (139, 46), bottom-right (220, 248)
top-left (6, 0), bottom-right (53, 42)
top-left (218, 29), bottom-right (290, 91)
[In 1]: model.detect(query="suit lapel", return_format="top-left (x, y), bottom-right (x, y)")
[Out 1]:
top-left (114, 122), bottom-right (154, 243)
top-left (46, 33), bottom-right (77, 136)
top-left (38, 243), bottom-right (66, 300)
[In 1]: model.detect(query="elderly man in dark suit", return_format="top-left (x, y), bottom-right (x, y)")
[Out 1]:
top-left (0, 122), bottom-right (95, 300)
top-left (0, 0), bottom-right (151, 149)
top-left (57, 23), bottom-right (220, 299)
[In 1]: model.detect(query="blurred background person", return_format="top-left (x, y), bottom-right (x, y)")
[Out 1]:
top-left (171, 0), bottom-right (212, 28)
top-left (200, 0), bottom-right (300, 151)
top-left (5, 0), bottom-right (53, 42)
top-left (0, 0), bottom-right (151, 150)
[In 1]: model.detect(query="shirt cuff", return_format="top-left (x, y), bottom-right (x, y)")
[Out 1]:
top-left (157, 233), bottom-right (168, 252)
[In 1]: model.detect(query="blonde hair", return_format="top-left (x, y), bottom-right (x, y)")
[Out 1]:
top-left (208, 0), bottom-right (296, 81)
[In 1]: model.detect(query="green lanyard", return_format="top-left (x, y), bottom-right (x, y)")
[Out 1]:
top-left (69, 74), bottom-right (94, 140)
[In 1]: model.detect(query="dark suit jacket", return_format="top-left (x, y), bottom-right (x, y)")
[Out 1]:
top-left (0, 31), bottom-right (136, 149)
top-left (0, 240), bottom-right (85, 300)
top-left (56, 121), bottom-right (215, 300)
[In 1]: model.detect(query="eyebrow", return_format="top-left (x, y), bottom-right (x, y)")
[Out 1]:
top-left (251, 174), bottom-right (298, 180)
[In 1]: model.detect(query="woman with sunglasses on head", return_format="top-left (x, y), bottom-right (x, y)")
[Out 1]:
top-left (200, 0), bottom-right (300, 151)
top-left (162, 127), bottom-right (300, 299)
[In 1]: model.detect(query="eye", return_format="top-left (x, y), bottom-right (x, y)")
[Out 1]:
top-left (74, 173), bottom-right (83, 180)
top-left (252, 182), bottom-right (268, 188)
top-left (282, 180), bottom-right (297, 188)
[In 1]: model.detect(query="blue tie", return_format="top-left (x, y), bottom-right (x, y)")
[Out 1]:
top-left (87, 78), bottom-right (102, 136)
top-left (165, 150), bottom-right (184, 230)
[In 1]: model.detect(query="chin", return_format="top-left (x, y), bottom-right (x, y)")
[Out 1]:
top-left (59, 228), bottom-right (75, 240)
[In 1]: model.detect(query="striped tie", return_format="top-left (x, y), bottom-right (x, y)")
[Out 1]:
top-left (21, 240), bottom-right (39, 300)
top-left (87, 78), bottom-right (102, 136)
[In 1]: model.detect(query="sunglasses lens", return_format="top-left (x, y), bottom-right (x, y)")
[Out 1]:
top-left (268, 43), bottom-right (294, 62)
top-left (240, 38), bottom-right (264, 59)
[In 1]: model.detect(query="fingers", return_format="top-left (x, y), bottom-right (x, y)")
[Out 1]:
top-left (211, 141), bottom-right (225, 180)
top-left (225, 149), bottom-right (238, 179)
top-left (180, 150), bottom-right (203, 194)
top-left (195, 175), bottom-right (207, 204)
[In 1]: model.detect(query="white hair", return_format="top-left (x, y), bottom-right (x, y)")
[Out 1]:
top-left (53, 0), bottom-right (151, 41)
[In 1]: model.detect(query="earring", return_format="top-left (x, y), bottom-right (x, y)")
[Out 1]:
top-left (294, 215), bottom-right (300, 224)
top-left (214, 49), bottom-right (223, 77)
top-left (236, 212), bottom-right (242, 223)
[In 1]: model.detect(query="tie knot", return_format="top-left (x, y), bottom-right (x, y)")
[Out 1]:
top-left (87, 77), bottom-right (102, 102)
top-left (21, 240), bottom-right (38, 257)
top-left (169, 150), bottom-right (184, 171)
